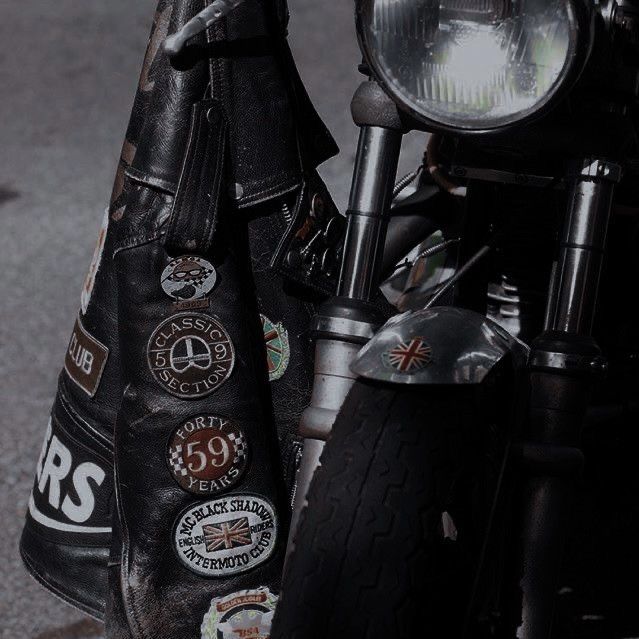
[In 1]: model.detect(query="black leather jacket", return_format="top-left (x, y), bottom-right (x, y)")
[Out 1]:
top-left (21, 0), bottom-right (340, 633)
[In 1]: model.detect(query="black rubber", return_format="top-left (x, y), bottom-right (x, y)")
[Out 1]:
top-left (272, 380), bottom-right (495, 639)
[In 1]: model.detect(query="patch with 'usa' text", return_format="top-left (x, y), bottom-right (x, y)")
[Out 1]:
top-left (64, 316), bottom-right (109, 397)
top-left (200, 588), bottom-right (278, 639)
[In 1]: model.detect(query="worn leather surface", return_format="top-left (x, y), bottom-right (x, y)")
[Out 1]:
top-left (247, 198), bottom-right (322, 497)
top-left (165, 99), bottom-right (229, 254)
top-left (21, 0), bottom-right (337, 628)
top-left (108, 192), bottom-right (286, 638)
top-left (108, 73), bottom-right (330, 637)
top-left (198, 0), bottom-right (338, 207)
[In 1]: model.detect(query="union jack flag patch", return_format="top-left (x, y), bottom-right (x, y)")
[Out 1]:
top-left (203, 517), bottom-right (252, 552)
top-left (383, 337), bottom-right (433, 373)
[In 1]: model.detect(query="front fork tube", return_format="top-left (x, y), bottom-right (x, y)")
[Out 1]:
top-left (514, 159), bottom-right (621, 639)
top-left (285, 84), bottom-right (403, 559)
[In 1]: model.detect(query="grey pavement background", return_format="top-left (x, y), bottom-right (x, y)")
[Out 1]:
top-left (0, 1), bottom-right (424, 637)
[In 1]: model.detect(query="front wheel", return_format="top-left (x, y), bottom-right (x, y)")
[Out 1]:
top-left (272, 380), bottom-right (505, 639)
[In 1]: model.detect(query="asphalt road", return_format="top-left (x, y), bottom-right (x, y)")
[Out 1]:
top-left (0, 1), bottom-right (424, 637)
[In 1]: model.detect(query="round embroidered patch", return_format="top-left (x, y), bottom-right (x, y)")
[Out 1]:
top-left (382, 337), bottom-right (433, 373)
top-left (200, 587), bottom-right (278, 639)
top-left (167, 415), bottom-right (248, 496)
top-left (260, 314), bottom-right (290, 382)
top-left (173, 495), bottom-right (277, 578)
top-left (161, 256), bottom-right (217, 302)
top-left (147, 313), bottom-right (234, 398)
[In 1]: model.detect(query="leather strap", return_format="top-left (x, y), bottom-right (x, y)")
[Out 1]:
top-left (164, 99), bottom-right (228, 254)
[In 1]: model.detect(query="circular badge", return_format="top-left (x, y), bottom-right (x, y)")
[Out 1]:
top-left (161, 256), bottom-right (217, 301)
top-left (260, 314), bottom-right (290, 382)
top-left (382, 337), bottom-right (433, 373)
top-left (174, 495), bottom-right (277, 578)
top-left (167, 415), bottom-right (248, 496)
top-left (147, 313), bottom-right (234, 399)
top-left (200, 587), bottom-right (278, 639)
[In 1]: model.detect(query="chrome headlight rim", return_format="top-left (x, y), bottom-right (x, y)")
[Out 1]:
top-left (356, 0), bottom-right (593, 134)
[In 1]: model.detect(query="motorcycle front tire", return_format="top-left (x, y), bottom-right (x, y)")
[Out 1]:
top-left (272, 379), bottom-right (503, 639)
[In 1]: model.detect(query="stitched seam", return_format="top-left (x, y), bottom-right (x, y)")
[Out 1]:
top-left (167, 103), bottom-right (203, 249)
top-left (183, 106), bottom-right (209, 248)
top-left (124, 166), bottom-right (177, 195)
top-left (20, 548), bottom-right (105, 619)
top-left (58, 378), bottom-right (114, 453)
top-left (204, 115), bottom-right (227, 247)
top-left (49, 407), bottom-right (113, 471)
top-left (238, 174), bottom-right (301, 206)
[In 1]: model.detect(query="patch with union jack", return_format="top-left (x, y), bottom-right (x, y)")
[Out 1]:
top-left (203, 517), bottom-right (251, 552)
top-left (260, 314), bottom-right (290, 382)
top-left (173, 495), bottom-right (278, 577)
top-left (382, 337), bottom-right (433, 373)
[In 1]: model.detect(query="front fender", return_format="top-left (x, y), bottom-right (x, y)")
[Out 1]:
top-left (351, 306), bottom-right (529, 384)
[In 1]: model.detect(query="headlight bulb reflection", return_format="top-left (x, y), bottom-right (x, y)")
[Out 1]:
top-left (361, 0), bottom-right (582, 130)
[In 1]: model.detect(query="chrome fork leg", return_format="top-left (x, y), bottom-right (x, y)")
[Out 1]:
top-left (515, 158), bottom-right (621, 639)
top-left (545, 159), bottom-right (621, 334)
top-left (285, 81), bottom-right (403, 560)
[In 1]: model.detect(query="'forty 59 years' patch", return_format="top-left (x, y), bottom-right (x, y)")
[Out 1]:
top-left (147, 313), bottom-right (234, 399)
top-left (201, 587), bottom-right (278, 639)
top-left (173, 495), bottom-right (277, 578)
top-left (64, 316), bottom-right (109, 397)
top-left (260, 315), bottom-right (290, 382)
top-left (167, 415), bottom-right (248, 496)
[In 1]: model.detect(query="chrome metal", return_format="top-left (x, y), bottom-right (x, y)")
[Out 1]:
top-left (575, 157), bottom-right (623, 182)
top-left (351, 306), bottom-right (529, 385)
top-left (287, 103), bottom-right (402, 564)
top-left (451, 166), bottom-right (561, 189)
top-left (286, 339), bottom-right (361, 563)
top-left (338, 126), bottom-right (402, 300)
top-left (416, 237), bottom-right (460, 261)
top-left (299, 340), bottom-right (361, 439)
top-left (529, 349), bottom-right (608, 373)
top-left (425, 244), bottom-right (492, 308)
top-left (312, 315), bottom-right (376, 341)
top-left (546, 158), bottom-right (621, 334)
top-left (393, 166), bottom-right (422, 198)
top-left (543, 260), bottom-right (559, 331)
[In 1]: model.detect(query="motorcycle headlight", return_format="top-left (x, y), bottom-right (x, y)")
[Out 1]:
top-left (358, 0), bottom-right (589, 131)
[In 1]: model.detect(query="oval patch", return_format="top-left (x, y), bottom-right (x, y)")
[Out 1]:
top-left (161, 255), bottom-right (217, 302)
top-left (174, 495), bottom-right (277, 577)
top-left (147, 313), bottom-right (234, 399)
top-left (167, 415), bottom-right (248, 496)
top-left (200, 587), bottom-right (278, 639)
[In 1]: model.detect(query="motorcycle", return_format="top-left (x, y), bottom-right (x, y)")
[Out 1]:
top-left (275, 0), bottom-right (639, 636)
top-left (20, 0), bottom-right (639, 636)
top-left (166, 0), bottom-right (639, 636)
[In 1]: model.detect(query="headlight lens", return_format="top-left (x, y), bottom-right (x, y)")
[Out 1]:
top-left (360, 0), bottom-right (581, 130)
